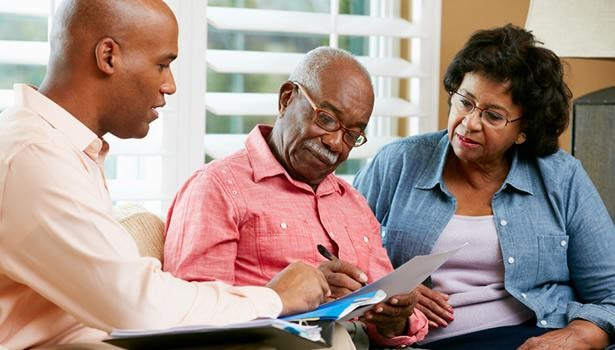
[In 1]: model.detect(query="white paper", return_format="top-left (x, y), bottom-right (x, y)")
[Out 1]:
top-left (340, 243), bottom-right (467, 320)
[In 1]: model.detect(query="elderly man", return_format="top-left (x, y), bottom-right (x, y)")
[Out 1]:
top-left (0, 1), bottom-right (331, 348)
top-left (164, 47), bottom-right (429, 349)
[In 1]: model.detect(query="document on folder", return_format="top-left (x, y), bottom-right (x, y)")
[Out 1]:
top-left (105, 245), bottom-right (465, 349)
top-left (282, 244), bottom-right (466, 323)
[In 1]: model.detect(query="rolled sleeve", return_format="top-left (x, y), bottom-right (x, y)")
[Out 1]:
top-left (365, 309), bottom-right (429, 348)
top-left (567, 302), bottom-right (615, 336)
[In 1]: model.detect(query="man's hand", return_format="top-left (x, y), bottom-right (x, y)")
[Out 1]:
top-left (414, 284), bottom-right (454, 328)
top-left (266, 261), bottom-right (331, 316)
top-left (317, 259), bottom-right (368, 300)
top-left (517, 320), bottom-right (610, 350)
top-left (361, 291), bottom-right (418, 338)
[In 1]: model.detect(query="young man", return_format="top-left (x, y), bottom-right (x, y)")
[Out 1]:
top-left (0, 1), bottom-right (329, 348)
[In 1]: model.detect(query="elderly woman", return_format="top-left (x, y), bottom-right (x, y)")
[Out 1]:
top-left (354, 24), bottom-right (614, 349)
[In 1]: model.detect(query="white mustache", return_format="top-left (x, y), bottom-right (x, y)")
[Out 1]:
top-left (305, 139), bottom-right (339, 165)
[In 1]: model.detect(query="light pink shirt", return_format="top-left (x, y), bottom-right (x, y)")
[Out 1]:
top-left (0, 85), bottom-right (282, 349)
top-left (163, 125), bottom-right (429, 347)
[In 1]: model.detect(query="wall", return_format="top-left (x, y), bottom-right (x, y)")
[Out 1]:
top-left (439, 0), bottom-right (615, 151)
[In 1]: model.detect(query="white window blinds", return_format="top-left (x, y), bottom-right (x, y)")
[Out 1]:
top-left (198, 0), bottom-right (441, 183)
top-left (1, 0), bottom-right (441, 214)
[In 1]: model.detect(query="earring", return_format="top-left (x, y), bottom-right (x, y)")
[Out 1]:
top-left (515, 133), bottom-right (526, 145)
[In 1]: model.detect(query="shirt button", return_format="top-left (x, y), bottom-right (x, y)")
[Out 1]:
top-left (507, 257), bottom-right (515, 264)
top-left (221, 170), bottom-right (227, 174)
top-left (521, 293), bottom-right (527, 299)
top-left (227, 180), bottom-right (233, 184)
top-left (560, 240), bottom-right (567, 247)
top-left (280, 222), bottom-right (287, 229)
top-left (231, 190), bottom-right (238, 195)
top-left (500, 219), bottom-right (508, 226)
top-left (363, 236), bottom-right (369, 243)
top-left (330, 232), bottom-right (335, 238)
top-left (540, 320), bottom-right (548, 326)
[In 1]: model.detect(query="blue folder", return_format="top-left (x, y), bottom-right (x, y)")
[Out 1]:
top-left (281, 289), bottom-right (386, 321)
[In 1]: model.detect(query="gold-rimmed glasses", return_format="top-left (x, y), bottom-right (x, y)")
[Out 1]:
top-left (450, 91), bottom-right (522, 129)
top-left (292, 81), bottom-right (367, 147)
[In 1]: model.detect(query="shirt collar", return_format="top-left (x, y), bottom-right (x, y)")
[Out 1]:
top-left (415, 130), bottom-right (534, 195)
top-left (14, 84), bottom-right (106, 162)
top-left (415, 131), bottom-right (450, 191)
top-left (245, 125), bottom-right (343, 195)
top-left (501, 150), bottom-right (535, 195)
top-left (84, 138), bottom-right (110, 164)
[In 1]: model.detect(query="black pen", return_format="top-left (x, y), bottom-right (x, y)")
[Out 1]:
top-left (317, 244), bottom-right (337, 262)
top-left (317, 244), bottom-right (368, 287)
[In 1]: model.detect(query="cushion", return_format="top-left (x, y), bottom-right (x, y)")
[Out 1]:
top-left (113, 203), bottom-right (165, 263)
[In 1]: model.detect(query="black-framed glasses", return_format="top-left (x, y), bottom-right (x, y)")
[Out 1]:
top-left (291, 81), bottom-right (367, 147)
top-left (450, 91), bottom-right (522, 129)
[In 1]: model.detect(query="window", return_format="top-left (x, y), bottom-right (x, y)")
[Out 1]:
top-left (0, 0), bottom-right (441, 215)
top-left (0, 1), bottom-right (50, 109)
top-left (194, 0), bottom-right (442, 184)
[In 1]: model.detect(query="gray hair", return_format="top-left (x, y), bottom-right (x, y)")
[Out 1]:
top-left (289, 46), bottom-right (371, 92)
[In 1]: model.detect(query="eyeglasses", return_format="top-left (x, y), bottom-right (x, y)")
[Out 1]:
top-left (291, 81), bottom-right (367, 147)
top-left (450, 91), bottom-right (522, 129)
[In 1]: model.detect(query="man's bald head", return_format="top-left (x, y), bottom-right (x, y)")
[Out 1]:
top-left (289, 46), bottom-right (372, 98)
top-left (48, 0), bottom-right (176, 76)
top-left (40, 0), bottom-right (179, 139)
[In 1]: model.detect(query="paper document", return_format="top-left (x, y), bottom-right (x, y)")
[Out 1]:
top-left (340, 243), bottom-right (467, 320)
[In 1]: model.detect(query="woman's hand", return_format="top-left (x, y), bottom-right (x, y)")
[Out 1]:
top-left (414, 284), bottom-right (454, 328)
top-left (517, 320), bottom-right (610, 350)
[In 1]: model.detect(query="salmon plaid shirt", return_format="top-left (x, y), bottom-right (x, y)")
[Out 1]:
top-left (163, 125), bottom-right (428, 346)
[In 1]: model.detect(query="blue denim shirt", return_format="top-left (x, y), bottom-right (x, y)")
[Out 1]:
top-left (354, 130), bottom-right (615, 336)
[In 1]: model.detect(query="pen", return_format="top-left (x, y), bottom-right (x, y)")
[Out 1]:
top-left (317, 244), bottom-right (367, 287)
top-left (317, 244), bottom-right (337, 261)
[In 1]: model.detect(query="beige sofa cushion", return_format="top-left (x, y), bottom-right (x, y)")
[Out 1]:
top-left (113, 204), bottom-right (165, 263)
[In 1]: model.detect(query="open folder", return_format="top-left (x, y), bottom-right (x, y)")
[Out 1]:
top-left (105, 244), bottom-right (465, 349)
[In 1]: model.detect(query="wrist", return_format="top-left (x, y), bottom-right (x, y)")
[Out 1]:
top-left (387, 319), bottom-right (410, 337)
top-left (567, 319), bottom-right (610, 349)
top-left (365, 322), bottom-right (414, 348)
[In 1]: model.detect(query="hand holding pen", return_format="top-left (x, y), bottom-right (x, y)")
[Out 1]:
top-left (317, 244), bottom-right (369, 299)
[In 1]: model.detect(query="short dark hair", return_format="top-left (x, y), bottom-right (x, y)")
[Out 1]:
top-left (443, 24), bottom-right (572, 157)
